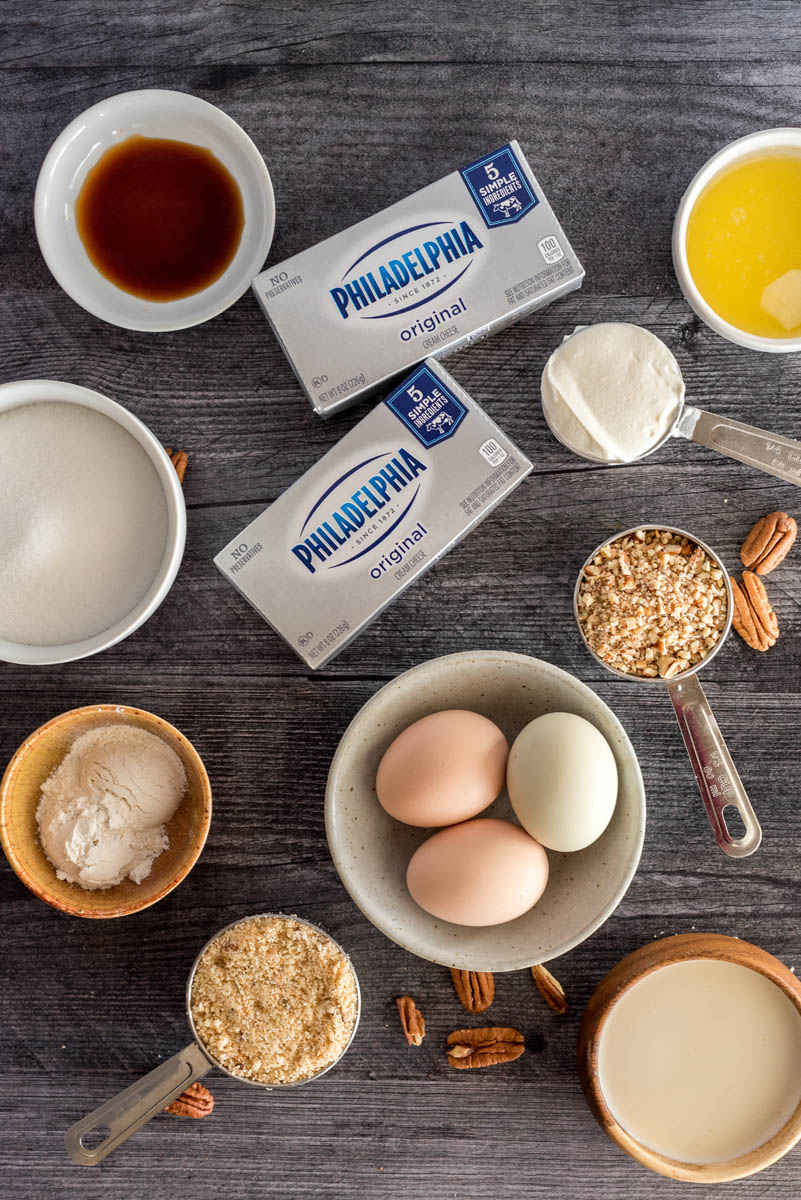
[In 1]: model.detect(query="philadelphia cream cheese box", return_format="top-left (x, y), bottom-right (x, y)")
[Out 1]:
top-left (215, 359), bottom-right (532, 668)
top-left (253, 140), bottom-right (583, 416)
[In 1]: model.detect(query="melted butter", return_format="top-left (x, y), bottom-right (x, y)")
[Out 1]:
top-left (686, 151), bottom-right (801, 338)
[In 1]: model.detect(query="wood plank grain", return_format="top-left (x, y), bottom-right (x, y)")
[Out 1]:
top-left (3, 2), bottom-right (801, 67)
top-left (2, 6), bottom-right (801, 1198)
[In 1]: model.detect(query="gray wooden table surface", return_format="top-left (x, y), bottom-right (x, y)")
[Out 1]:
top-left (2, 3), bottom-right (801, 1197)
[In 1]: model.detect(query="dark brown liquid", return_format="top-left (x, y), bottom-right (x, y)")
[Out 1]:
top-left (75, 135), bottom-right (245, 302)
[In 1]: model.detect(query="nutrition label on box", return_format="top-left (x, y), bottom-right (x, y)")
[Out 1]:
top-left (459, 458), bottom-right (523, 516)
top-left (505, 257), bottom-right (577, 306)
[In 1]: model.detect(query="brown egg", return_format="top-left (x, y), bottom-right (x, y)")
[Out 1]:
top-left (406, 817), bottom-right (549, 926)
top-left (376, 709), bottom-right (508, 827)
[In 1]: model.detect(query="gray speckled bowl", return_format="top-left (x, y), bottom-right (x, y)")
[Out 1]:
top-left (325, 651), bottom-right (645, 971)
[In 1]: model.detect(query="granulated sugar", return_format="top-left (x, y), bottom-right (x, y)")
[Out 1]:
top-left (0, 401), bottom-right (169, 645)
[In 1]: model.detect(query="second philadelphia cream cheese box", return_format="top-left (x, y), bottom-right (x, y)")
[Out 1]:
top-left (253, 140), bottom-right (583, 416)
top-left (215, 359), bottom-right (532, 668)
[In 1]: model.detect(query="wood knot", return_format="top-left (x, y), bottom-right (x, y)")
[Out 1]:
top-left (680, 318), bottom-right (701, 344)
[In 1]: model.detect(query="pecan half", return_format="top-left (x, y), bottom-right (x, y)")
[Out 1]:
top-left (396, 995), bottom-right (425, 1046)
top-left (741, 511), bottom-right (797, 575)
top-left (730, 574), bottom-right (779, 651)
top-left (164, 1081), bottom-right (214, 1118)
top-left (446, 1026), bottom-right (524, 1069)
top-left (449, 968), bottom-right (494, 1013)
top-left (164, 447), bottom-right (189, 484)
top-left (531, 963), bottom-right (568, 1015)
top-left (743, 571), bottom-right (779, 639)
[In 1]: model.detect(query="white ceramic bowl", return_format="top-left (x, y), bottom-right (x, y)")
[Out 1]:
top-left (325, 651), bottom-right (645, 971)
top-left (0, 380), bottom-right (186, 665)
top-left (672, 127), bottom-right (801, 353)
top-left (34, 89), bottom-right (275, 331)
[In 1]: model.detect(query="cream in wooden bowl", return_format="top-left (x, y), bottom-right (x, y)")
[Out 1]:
top-left (578, 933), bottom-right (801, 1182)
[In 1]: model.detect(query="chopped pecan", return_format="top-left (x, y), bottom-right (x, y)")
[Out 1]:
top-left (531, 963), bottom-right (568, 1015)
top-left (446, 1026), bottom-right (524, 1069)
top-left (577, 529), bottom-right (727, 678)
top-left (730, 574), bottom-right (779, 651)
top-left (449, 968), bottom-right (494, 1013)
top-left (740, 512), bottom-right (797, 575)
top-left (396, 995), bottom-right (425, 1046)
top-left (164, 1081), bottom-right (214, 1118)
top-left (164, 447), bottom-right (189, 484)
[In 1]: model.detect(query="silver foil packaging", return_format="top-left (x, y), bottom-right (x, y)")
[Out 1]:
top-left (215, 359), bottom-right (532, 668)
top-left (253, 140), bottom-right (583, 416)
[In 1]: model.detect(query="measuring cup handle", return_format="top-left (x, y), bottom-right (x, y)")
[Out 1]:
top-left (682, 406), bottom-right (801, 487)
top-left (64, 1041), bottom-right (212, 1166)
top-left (666, 673), bottom-right (761, 857)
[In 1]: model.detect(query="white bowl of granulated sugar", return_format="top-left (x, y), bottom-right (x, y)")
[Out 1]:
top-left (0, 379), bottom-right (186, 665)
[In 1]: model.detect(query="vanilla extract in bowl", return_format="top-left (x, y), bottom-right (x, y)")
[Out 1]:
top-left (75, 135), bottom-right (244, 301)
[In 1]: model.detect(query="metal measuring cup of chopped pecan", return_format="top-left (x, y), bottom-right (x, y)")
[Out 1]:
top-left (64, 913), bottom-right (361, 1166)
top-left (573, 525), bottom-right (761, 859)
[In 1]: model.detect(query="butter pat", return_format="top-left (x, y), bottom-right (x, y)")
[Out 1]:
top-left (541, 323), bottom-right (684, 463)
top-left (215, 360), bottom-right (532, 668)
top-left (761, 269), bottom-right (801, 332)
top-left (254, 141), bottom-right (583, 416)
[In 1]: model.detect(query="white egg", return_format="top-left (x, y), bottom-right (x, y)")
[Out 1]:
top-left (506, 712), bottom-right (618, 852)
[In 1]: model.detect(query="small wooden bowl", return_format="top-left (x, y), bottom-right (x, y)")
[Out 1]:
top-left (578, 933), bottom-right (801, 1183)
top-left (0, 704), bottom-right (212, 918)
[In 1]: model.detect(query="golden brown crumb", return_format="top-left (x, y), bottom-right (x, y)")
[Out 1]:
top-left (190, 916), bottom-right (358, 1085)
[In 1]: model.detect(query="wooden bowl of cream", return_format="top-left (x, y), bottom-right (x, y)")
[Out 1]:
top-left (0, 704), bottom-right (212, 918)
top-left (578, 933), bottom-right (801, 1182)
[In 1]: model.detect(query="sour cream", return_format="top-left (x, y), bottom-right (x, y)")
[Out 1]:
top-left (541, 323), bottom-right (684, 463)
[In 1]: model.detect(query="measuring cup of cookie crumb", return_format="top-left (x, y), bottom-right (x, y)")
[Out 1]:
top-left (574, 525), bottom-right (761, 859)
top-left (65, 913), bottom-right (361, 1166)
top-left (542, 323), bottom-right (801, 486)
